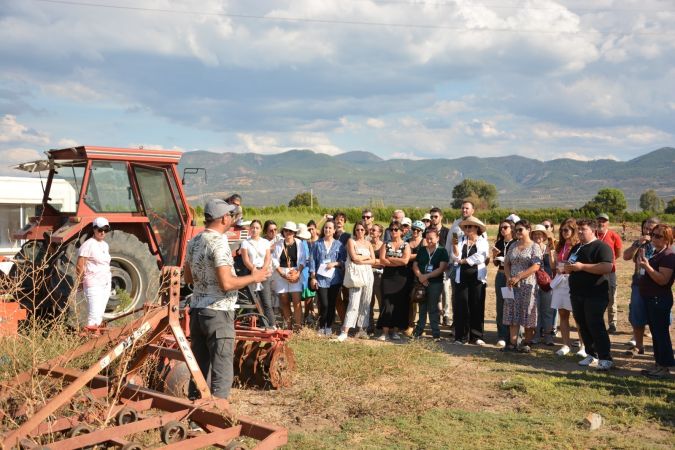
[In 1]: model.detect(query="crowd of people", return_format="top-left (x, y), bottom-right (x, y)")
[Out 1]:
top-left (228, 201), bottom-right (675, 379)
top-left (173, 195), bottom-right (674, 401)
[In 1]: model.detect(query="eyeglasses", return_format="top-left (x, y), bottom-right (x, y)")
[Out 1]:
top-left (412, 228), bottom-right (421, 232)
top-left (390, 228), bottom-right (400, 232)
top-left (95, 227), bottom-right (110, 233)
top-left (500, 225), bottom-right (510, 230)
top-left (561, 228), bottom-right (572, 233)
top-left (597, 219), bottom-right (608, 223)
top-left (651, 233), bottom-right (664, 239)
top-left (515, 227), bottom-right (526, 232)
top-left (422, 219), bottom-right (430, 222)
top-left (362, 215), bottom-right (372, 219)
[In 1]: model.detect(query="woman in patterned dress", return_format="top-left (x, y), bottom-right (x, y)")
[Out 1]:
top-left (503, 219), bottom-right (543, 353)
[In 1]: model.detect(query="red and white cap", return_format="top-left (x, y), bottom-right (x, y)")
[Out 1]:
top-left (92, 217), bottom-right (110, 229)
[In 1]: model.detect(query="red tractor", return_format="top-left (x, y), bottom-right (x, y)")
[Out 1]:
top-left (11, 146), bottom-right (248, 326)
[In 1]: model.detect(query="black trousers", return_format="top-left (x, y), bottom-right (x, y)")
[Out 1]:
top-left (317, 284), bottom-right (341, 328)
top-left (454, 276), bottom-right (485, 342)
top-left (189, 308), bottom-right (235, 399)
top-left (571, 290), bottom-right (612, 360)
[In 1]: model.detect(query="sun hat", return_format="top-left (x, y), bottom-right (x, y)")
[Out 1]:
top-left (401, 217), bottom-right (412, 227)
top-left (506, 213), bottom-right (521, 223)
top-left (296, 223), bottom-right (311, 240)
top-left (281, 221), bottom-right (298, 233)
top-left (596, 213), bottom-right (610, 221)
top-left (92, 217), bottom-right (110, 229)
top-left (412, 220), bottom-right (426, 231)
top-left (459, 216), bottom-right (486, 234)
top-left (204, 198), bottom-right (237, 221)
top-left (422, 213), bottom-right (431, 221)
top-left (531, 224), bottom-right (552, 239)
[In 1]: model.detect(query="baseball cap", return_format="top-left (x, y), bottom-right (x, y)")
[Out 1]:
top-left (412, 220), bottom-right (426, 231)
top-left (204, 198), bottom-right (238, 221)
top-left (92, 217), bottom-right (110, 229)
top-left (401, 217), bottom-right (412, 227)
top-left (596, 213), bottom-right (610, 221)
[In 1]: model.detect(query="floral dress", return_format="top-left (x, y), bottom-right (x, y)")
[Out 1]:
top-left (503, 243), bottom-right (543, 328)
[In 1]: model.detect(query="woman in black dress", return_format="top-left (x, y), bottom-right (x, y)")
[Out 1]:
top-left (377, 222), bottom-right (411, 341)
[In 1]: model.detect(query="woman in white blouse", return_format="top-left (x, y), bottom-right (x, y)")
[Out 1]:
top-left (240, 219), bottom-right (275, 328)
top-left (452, 216), bottom-right (489, 345)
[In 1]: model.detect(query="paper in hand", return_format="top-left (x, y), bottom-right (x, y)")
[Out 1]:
top-left (501, 287), bottom-right (515, 299)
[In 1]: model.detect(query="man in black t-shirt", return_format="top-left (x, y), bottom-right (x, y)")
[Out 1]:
top-left (565, 218), bottom-right (614, 371)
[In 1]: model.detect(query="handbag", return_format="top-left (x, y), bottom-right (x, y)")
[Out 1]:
top-left (411, 282), bottom-right (427, 303)
top-left (535, 269), bottom-right (552, 292)
top-left (343, 257), bottom-right (368, 288)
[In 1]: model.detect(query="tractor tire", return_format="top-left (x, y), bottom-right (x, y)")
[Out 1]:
top-left (9, 240), bottom-right (51, 317)
top-left (47, 230), bottom-right (160, 328)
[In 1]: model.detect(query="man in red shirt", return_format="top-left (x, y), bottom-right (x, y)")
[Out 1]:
top-left (595, 213), bottom-right (623, 333)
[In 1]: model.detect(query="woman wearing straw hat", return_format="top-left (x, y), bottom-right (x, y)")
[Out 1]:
top-left (452, 216), bottom-right (489, 345)
top-left (271, 221), bottom-right (307, 330)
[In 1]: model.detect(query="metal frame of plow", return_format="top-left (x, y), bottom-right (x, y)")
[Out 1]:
top-left (0, 267), bottom-right (288, 450)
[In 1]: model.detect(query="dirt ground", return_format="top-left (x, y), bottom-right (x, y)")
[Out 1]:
top-left (229, 228), bottom-right (675, 439)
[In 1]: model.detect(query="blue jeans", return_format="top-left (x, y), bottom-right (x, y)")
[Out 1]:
top-left (645, 294), bottom-right (674, 368)
top-left (494, 271), bottom-right (509, 341)
top-left (536, 288), bottom-right (555, 336)
top-left (414, 282), bottom-right (443, 338)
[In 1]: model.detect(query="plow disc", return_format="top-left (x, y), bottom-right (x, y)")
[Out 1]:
top-left (233, 333), bottom-right (296, 389)
top-left (0, 267), bottom-right (288, 449)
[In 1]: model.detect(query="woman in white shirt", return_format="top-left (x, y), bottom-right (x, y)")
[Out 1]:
top-left (76, 217), bottom-right (112, 329)
top-left (240, 219), bottom-right (275, 328)
top-left (452, 216), bottom-right (489, 345)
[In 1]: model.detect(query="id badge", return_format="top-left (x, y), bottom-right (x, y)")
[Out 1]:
top-left (639, 268), bottom-right (645, 276)
top-left (426, 264), bottom-right (434, 272)
top-left (568, 253), bottom-right (578, 263)
top-left (323, 258), bottom-right (331, 265)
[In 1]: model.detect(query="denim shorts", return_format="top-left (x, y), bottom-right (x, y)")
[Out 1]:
top-left (628, 277), bottom-right (648, 327)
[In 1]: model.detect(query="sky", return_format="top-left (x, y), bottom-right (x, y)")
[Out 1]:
top-left (1, 0), bottom-right (674, 175)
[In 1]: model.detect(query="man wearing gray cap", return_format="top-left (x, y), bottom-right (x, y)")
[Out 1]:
top-left (184, 199), bottom-right (270, 399)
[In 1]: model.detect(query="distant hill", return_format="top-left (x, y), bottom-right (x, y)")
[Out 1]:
top-left (179, 147), bottom-right (675, 209)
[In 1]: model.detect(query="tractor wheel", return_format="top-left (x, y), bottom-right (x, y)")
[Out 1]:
top-left (48, 230), bottom-right (160, 328)
top-left (9, 240), bottom-right (50, 316)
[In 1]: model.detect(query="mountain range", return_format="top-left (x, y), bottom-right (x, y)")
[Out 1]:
top-left (178, 147), bottom-right (675, 209)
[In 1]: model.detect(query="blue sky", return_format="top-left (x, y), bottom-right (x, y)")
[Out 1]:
top-left (1, 0), bottom-right (674, 174)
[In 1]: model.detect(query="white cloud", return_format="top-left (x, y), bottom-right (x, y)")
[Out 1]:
top-left (0, 115), bottom-right (49, 144)
top-left (57, 138), bottom-right (79, 147)
top-left (236, 132), bottom-right (343, 155)
top-left (366, 118), bottom-right (385, 128)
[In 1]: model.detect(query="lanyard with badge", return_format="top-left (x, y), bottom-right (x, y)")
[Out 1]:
top-left (425, 245), bottom-right (437, 273)
top-left (567, 243), bottom-right (586, 263)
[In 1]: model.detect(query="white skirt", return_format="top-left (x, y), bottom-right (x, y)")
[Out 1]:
top-left (272, 267), bottom-right (302, 294)
top-left (550, 274), bottom-right (572, 311)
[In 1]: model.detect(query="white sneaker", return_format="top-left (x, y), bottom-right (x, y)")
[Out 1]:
top-left (474, 339), bottom-right (486, 346)
top-left (572, 340), bottom-right (581, 348)
top-left (578, 356), bottom-right (598, 367)
top-left (496, 340), bottom-right (506, 348)
top-left (337, 332), bottom-right (348, 342)
top-left (390, 332), bottom-right (401, 341)
top-left (324, 327), bottom-right (333, 336)
top-left (596, 359), bottom-right (614, 371)
top-left (556, 345), bottom-right (570, 356)
top-left (576, 347), bottom-right (588, 358)
top-left (376, 334), bottom-right (387, 342)
top-left (627, 338), bottom-right (637, 347)
top-left (317, 329), bottom-right (325, 337)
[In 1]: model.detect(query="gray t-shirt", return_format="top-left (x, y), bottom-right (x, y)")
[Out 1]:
top-left (186, 230), bottom-right (237, 311)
